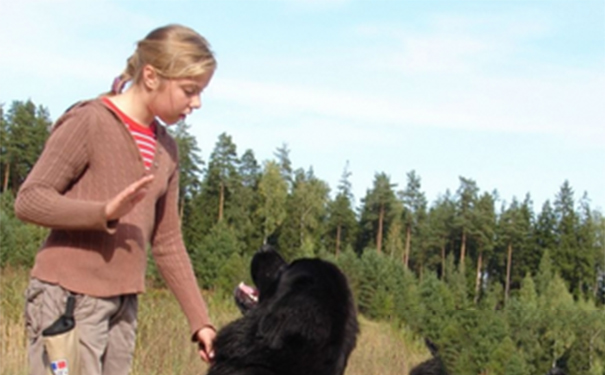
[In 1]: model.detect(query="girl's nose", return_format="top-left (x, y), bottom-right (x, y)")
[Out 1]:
top-left (191, 94), bottom-right (202, 109)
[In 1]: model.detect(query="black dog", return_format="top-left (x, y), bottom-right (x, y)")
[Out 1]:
top-left (408, 338), bottom-right (568, 375)
top-left (207, 246), bottom-right (359, 375)
top-left (409, 339), bottom-right (448, 375)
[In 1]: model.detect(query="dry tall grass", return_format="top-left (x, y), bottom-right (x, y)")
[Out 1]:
top-left (1, 267), bottom-right (429, 375)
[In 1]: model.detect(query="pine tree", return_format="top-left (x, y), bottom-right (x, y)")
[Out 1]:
top-left (540, 274), bottom-right (576, 372)
top-left (278, 167), bottom-right (329, 259)
top-left (357, 172), bottom-right (398, 254)
top-left (208, 133), bottom-right (240, 222)
top-left (454, 177), bottom-right (479, 270)
top-left (426, 191), bottom-right (456, 279)
top-left (506, 274), bottom-right (544, 374)
top-left (577, 192), bottom-right (601, 299)
top-left (236, 149), bottom-right (263, 251)
top-left (325, 162), bottom-right (357, 256)
top-left (256, 160), bottom-right (288, 244)
top-left (472, 191), bottom-right (496, 303)
top-left (273, 143), bottom-right (292, 189)
top-left (168, 121), bottom-right (204, 219)
top-left (399, 170), bottom-right (428, 270)
top-left (1, 100), bottom-right (51, 193)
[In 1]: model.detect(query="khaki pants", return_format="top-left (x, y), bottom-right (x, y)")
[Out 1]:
top-left (25, 278), bottom-right (138, 375)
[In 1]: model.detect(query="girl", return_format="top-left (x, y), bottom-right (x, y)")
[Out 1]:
top-left (15, 24), bottom-right (217, 375)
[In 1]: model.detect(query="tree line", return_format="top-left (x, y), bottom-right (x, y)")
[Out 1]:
top-left (1, 99), bottom-right (604, 374)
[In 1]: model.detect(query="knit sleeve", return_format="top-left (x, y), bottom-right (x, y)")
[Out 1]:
top-left (14, 105), bottom-right (113, 232)
top-left (151, 165), bottom-right (214, 337)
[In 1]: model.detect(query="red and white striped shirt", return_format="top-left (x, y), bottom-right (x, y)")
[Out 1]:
top-left (102, 97), bottom-right (157, 169)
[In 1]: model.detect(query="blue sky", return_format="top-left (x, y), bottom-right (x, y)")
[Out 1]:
top-left (1, 0), bottom-right (603, 212)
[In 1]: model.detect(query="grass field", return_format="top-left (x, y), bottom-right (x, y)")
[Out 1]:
top-left (0, 267), bottom-right (429, 375)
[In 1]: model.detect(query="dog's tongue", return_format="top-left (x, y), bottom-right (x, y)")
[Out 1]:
top-left (238, 282), bottom-right (258, 300)
top-left (234, 282), bottom-right (259, 314)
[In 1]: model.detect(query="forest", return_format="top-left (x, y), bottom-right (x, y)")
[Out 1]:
top-left (1, 99), bottom-right (604, 374)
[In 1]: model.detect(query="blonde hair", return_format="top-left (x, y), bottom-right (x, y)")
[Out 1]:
top-left (109, 24), bottom-right (216, 95)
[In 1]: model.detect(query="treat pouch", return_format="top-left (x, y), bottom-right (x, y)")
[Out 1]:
top-left (42, 295), bottom-right (80, 375)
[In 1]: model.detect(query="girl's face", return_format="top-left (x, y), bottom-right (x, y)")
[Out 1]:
top-left (149, 70), bottom-right (214, 125)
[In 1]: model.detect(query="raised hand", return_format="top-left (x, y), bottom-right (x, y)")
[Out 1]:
top-left (104, 175), bottom-right (155, 221)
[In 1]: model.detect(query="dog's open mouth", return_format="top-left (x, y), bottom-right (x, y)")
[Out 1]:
top-left (234, 282), bottom-right (259, 314)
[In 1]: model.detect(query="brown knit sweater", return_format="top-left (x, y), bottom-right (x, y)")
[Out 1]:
top-left (15, 99), bottom-right (212, 337)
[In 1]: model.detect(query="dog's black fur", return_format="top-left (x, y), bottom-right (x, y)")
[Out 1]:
top-left (207, 246), bottom-right (359, 375)
top-left (409, 339), bottom-right (448, 375)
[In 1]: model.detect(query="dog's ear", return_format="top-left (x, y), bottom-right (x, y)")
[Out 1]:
top-left (251, 246), bottom-right (287, 293)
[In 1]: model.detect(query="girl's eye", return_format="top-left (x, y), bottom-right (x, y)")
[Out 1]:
top-left (183, 87), bottom-right (199, 96)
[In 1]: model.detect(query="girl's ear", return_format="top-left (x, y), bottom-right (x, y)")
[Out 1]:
top-left (142, 64), bottom-right (160, 91)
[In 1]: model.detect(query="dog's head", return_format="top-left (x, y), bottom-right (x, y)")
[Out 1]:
top-left (234, 245), bottom-right (357, 348)
top-left (234, 245), bottom-right (287, 313)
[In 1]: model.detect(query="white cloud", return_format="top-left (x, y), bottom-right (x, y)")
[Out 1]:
top-left (208, 63), bottom-right (605, 145)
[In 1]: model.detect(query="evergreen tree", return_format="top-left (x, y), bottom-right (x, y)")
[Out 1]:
top-left (566, 298), bottom-right (605, 375)
top-left (472, 191), bottom-right (496, 303)
top-left (256, 160), bottom-right (288, 244)
top-left (506, 273), bottom-right (543, 374)
top-left (553, 180), bottom-right (595, 298)
top-left (417, 272), bottom-right (455, 341)
top-left (167, 122), bottom-right (205, 254)
top-left (208, 133), bottom-right (240, 222)
top-left (273, 143), bottom-right (292, 189)
top-left (512, 195), bottom-right (538, 289)
top-left (1, 100), bottom-right (51, 193)
top-left (487, 336), bottom-right (528, 375)
top-left (454, 177), bottom-right (479, 270)
top-left (188, 133), bottom-right (240, 247)
top-left (536, 200), bottom-right (557, 252)
top-left (426, 191), bottom-right (456, 279)
top-left (399, 170), bottom-right (428, 270)
top-left (384, 216), bottom-right (404, 261)
top-left (325, 162), bottom-right (357, 256)
top-left (278, 167), bottom-right (329, 259)
top-left (0, 190), bottom-right (48, 267)
top-left (235, 149), bottom-right (263, 251)
top-left (357, 172), bottom-right (398, 254)
top-left (190, 221), bottom-right (242, 289)
top-left (540, 274), bottom-right (576, 372)
top-left (497, 198), bottom-right (525, 302)
top-left (168, 121), bottom-right (204, 219)
top-left (577, 192), bottom-right (601, 299)
top-left (357, 251), bottom-right (399, 320)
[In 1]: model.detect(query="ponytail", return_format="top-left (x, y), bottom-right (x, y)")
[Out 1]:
top-left (106, 54), bottom-right (137, 96)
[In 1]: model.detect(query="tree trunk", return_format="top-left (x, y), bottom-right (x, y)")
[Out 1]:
top-left (441, 243), bottom-right (446, 280)
top-left (404, 225), bottom-right (411, 268)
top-left (460, 230), bottom-right (467, 270)
top-left (218, 181), bottom-right (224, 221)
top-left (505, 242), bottom-right (513, 303)
top-left (335, 223), bottom-right (341, 256)
top-left (376, 204), bottom-right (384, 253)
top-left (3, 163), bottom-right (9, 192)
top-left (474, 250), bottom-right (483, 304)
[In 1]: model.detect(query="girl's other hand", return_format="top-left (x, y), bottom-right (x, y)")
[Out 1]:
top-left (196, 326), bottom-right (216, 363)
top-left (105, 175), bottom-right (155, 221)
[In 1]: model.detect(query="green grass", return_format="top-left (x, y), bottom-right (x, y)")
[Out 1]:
top-left (0, 267), bottom-right (429, 375)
